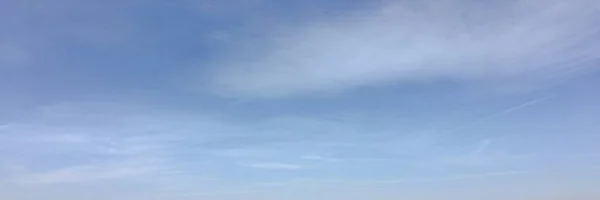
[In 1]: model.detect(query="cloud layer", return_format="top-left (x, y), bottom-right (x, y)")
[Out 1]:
top-left (0, 100), bottom-right (535, 186)
top-left (211, 0), bottom-right (600, 98)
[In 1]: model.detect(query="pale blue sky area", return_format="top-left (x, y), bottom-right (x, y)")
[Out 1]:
top-left (1, 0), bottom-right (600, 199)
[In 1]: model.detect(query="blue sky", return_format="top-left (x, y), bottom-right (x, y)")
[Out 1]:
top-left (1, 0), bottom-right (600, 199)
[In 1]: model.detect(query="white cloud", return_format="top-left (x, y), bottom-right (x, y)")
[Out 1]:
top-left (209, 0), bottom-right (600, 98)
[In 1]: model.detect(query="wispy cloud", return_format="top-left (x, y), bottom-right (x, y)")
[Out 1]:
top-left (302, 155), bottom-right (340, 162)
top-left (473, 139), bottom-right (494, 155)
top-left (446, 94), bottom-right (554, 133)
top-left (241, 162), bottom-right (305, 170)
top-left (0, 98), bottom-right (594, 198)
top-left (407, 137), bottom-right (537, 168)
top-left (0, 101), bottom-right (347, 186)
top-left (12, 159), bottom-right (159, 184)
top-left (209, 0), bottom-right (600, 98)
top-left (2, 0), bottom-right (600, 199)
top-left (0, 101), bottom-right (205, 186)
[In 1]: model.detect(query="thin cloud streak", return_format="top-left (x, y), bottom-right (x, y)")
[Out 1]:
top-left (446, 94), bottom-right (555, 133)
top-left (241, 162), bottom-right (305, 170)
top-left (11, 160), bottom-right (159, 185)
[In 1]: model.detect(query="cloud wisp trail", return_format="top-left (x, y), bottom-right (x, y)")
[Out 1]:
top-left (209, 0), bottom-right (600, 98)
top-left (446, 94), bottom-right (555, 134)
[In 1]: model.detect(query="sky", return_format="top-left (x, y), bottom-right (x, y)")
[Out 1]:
top-left (1, 0), bottom-right (600, 199)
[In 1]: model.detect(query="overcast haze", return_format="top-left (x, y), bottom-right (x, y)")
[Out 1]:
top-left (1, 0), bottom-right (600, 199)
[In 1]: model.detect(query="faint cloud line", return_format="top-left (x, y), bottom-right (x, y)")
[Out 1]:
top-left (240, 162), bottom-right (306, 170)
top-left (447, 94), bottom-right (555, 134)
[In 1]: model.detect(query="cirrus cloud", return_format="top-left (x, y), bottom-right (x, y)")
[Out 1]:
top-left (209, 0), bottom-right (600, 98)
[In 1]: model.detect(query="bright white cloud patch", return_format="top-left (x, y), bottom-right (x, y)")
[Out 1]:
top-left (211, 0), bottom-right (600, 98)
